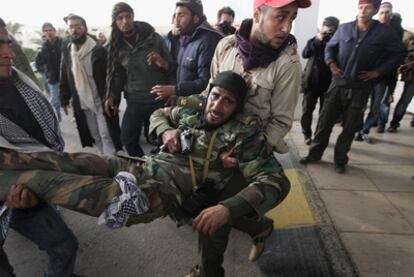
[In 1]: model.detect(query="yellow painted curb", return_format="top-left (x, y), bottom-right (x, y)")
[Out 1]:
top-left (266, 168), bottom-right (315, 228)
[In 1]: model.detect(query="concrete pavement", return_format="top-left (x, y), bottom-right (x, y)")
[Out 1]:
top-left (289, 112), bottom-right (414, 277)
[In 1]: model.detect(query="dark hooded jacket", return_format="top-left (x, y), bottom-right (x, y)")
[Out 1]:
top-left (173, 20), bottom-right (222, 96)
top-left (38, 36), bottom-right (63, 84)
top-left (107, 21), bottom-right (172, 105)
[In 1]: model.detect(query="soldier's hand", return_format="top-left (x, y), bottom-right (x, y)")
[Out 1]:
top-left (192, 204), bottom-right (230, 237)
top-left (358, 70), bottom-right (380, 81)
top-left (161, 129), bottom-right (181, 153)
top-left (220, 148), bottom-right (238, 168)
top-left (329, 62), bottom-right (344, 77)
top-left (147, 51), bottom-right (169, 70)
top-left (104, 98), bottom-right (118, 117)
top-left (7, 184), bottom-right (39, 209)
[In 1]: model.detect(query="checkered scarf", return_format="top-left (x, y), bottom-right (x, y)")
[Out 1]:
top-left (0, 69), bottom-right (64, 151)
top-left (0, 69), bottom-right (64, 242)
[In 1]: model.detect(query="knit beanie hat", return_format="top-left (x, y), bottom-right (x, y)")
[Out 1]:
top-left (209, 71), bottom-right (248, 112)
top-left (176, 0), bottom-right (204, 18)
top-left (112, 2), bottom-right (134, 22)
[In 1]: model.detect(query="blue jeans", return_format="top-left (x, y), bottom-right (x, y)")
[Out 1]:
top-left (390, 82), bottom-right (414, 127)
top-left (0, 203), bottom-right (78, 277)
top-left (47, 82), bottom-right (61, 121)
top-left (362, 82), bottom-right (386, 134)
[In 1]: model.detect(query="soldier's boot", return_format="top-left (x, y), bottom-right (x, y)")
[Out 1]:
top-left (248, 225), bottom-right (274, 262)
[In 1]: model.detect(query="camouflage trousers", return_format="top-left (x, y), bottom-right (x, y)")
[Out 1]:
top-left (0, 149), bottom-right (177, 225)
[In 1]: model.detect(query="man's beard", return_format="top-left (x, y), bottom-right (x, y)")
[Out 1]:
top-left (72, 34), bottom-right (87, 45)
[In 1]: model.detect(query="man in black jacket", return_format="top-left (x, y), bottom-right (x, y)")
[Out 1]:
top-left (60, 14), bottom-right (121, 155)
top-left (38, 22), bottom-right (63, 121)
top-left (301, 16), bottom-right (339, 145)
top-left (104, 2), bottom-right (172, 157)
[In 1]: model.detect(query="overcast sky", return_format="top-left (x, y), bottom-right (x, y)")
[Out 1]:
top-left (3, 0), bottom-right (414, 30)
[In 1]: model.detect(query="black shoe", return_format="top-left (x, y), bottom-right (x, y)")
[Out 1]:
top-left (376, 126), bottom-right (385, 133)
top-left (355, 132), bottom-right (363, 141)
top-left (299, 156), bottom-right (320, 165)
top-left (387, 126), bottom-right (398, 133)
top-left (334, 164), bottom-right (346, 174)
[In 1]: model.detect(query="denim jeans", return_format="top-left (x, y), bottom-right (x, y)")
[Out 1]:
top-left (362, 82), bottom-right (387, 134)
top-left (47, 82), bottom-right (61, 121)
top-left (0, 203), bottom-right (78, 277)
top-left (390, 82), bottom-right (414, 127)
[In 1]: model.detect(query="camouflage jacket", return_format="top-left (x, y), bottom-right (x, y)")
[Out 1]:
top-left (148, 106), bottom-right (290, 216)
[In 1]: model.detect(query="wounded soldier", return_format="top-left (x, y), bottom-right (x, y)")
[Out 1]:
top-left (0, 72), bottom-right (290, 263)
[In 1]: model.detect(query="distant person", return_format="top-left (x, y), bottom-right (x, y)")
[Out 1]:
top-left (38, 22), bottom-right (63, 121)
top-left (96, 31), bottom-right (107, 45)
top-left (104, 2), bottom-right (172, 157)
top-left (149, 0), bottom-right (223, 101)
top-left (215, 6), bottom-right (236, 36)
top-left (387, 39), bottom-right (414, 132)
top-left (356, 2), bottom-right (404, 139)
top-left (300, 0), bottom-right (406, 174)
top-left (60, 14), bottom-right (121, 155)
top-left (301, 16), bottom-right (339, 145)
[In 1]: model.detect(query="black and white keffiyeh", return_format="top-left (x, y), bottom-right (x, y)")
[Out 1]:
top-left (98, 172), bottom-right (150, 229)
top-left (0, 69), bottom-right (64, 151)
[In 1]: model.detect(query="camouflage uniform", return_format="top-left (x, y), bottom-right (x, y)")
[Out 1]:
top-left (0, 106), bottom-right (290, 227)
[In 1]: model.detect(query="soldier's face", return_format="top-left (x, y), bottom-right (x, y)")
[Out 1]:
top-left (0, 28), bottom-right (15, 80)
top-left (253, 3), bottom-right (298, 49)
top-left (205, 86), bottom-right (237, 127)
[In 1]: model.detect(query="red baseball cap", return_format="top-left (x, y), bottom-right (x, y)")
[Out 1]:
top-left (254, 0), bottom-right (312, 9)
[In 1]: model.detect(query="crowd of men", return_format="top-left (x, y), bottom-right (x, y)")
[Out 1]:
top-left (0, 0), bottom-right (413, 276)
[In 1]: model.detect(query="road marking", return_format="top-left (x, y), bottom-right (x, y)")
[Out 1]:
top-left (266, 168), bottom-right (315, 228)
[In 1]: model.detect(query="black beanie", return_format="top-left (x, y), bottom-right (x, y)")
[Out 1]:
top-left (209, 71), bottom-right (248, 112)
top-left (112, 2), bottom-right (134, 22)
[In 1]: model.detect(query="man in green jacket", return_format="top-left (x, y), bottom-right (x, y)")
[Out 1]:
top-left (1, 71), bottom-right (290, 276)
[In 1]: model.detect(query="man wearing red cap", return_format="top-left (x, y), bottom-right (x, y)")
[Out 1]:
top-left (207, 0), bottom-right (311, 155)
top-left (176, 1), bottom-right (311, 276)
top-left (300, 0), bottom-right (406, 173)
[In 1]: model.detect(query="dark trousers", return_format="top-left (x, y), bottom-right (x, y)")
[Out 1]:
top-left (1, 203), bottom-right (78, 277)
top-left (308, 83), bottom-right (370, 166)
top-left (199, 171), bottom-right (273, 277)
top-left (390, 81), bottom-right (414, 127)
top-left (378, 77), bottom-right (398, 128)
top-left (121, 101), bottom-right (164, 157)
top-left (301, 90), bottom-right (325, 138)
